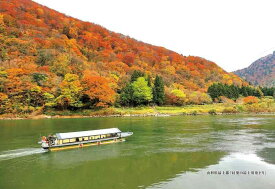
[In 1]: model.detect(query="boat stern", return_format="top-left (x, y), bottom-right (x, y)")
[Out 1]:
top-left (40, 136), bottom-right (50, 149)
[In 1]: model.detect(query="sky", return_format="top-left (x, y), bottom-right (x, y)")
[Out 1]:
top-left (33, 0), bottom-right (275, 72)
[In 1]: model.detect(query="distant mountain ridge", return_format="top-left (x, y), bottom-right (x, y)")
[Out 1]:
top-left (234, 52), bottom-right (275, 87)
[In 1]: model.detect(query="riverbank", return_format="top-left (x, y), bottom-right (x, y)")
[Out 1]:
top-left (0, 102), bottom-right (275, 120)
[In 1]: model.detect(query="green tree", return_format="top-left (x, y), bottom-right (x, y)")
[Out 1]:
top-left (260, 87), bottom-right (275, 96)
top-left (28, 86), bottom-right (44, 107)
top-left (229, 84), bottom-right (239, 100)
top-left (55, 73), bottom-right (83, 109)
top-left (207, 83), bottom-right (222, 100)
top-left (32, 73), bottom-right (48, 86)
top-left (153, 75), bottom-right (165, 105)
top-left (130, 70), bottom-right (144, 82)
top-left (253, 87), bottom-right (263, 98)
top-left (43, 92), bottom-right (56, 108)
top-left (147, 74), bottom-right (152, 87)
top-left (119, 83), bottom-right (134, 106)
top-left (132, 77), bottom-right (152, 105)
top-left (240, 86), bottom-right (248, 97)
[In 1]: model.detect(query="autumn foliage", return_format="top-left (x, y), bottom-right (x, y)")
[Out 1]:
top-left (0, 0), bottom-right (247, 113)
top-left (243, 96), bottom-right (259, 104)
top-left (82, 75), bottom-right (115, 108)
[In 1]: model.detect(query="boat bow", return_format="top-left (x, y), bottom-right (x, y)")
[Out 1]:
top-left (121, 132), bottom-right (133, 138)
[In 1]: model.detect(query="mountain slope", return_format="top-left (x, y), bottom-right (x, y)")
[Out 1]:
top-left (234, 52), bottom-right (275, 87)
top-left (0, 0), bottom-right (245, 90)
top-left (0, 0), bottom-right (248, 113)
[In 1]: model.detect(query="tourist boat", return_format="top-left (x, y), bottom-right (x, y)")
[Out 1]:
top-left (39, 128), bottom-right (133, 151)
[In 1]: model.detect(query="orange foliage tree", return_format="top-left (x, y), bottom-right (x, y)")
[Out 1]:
top-left (243, 96), bottom-right (259, 104)
top-left (82, 75), bottom-right (115, 108)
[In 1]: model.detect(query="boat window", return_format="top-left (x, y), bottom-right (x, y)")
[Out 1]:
top-left (106, 134), bottom-right (111, 138)
top-left (83, 137), bottom-right (89, 141)
top-left (94, 135), bottom-right (100, 139)
top-left (63, 139), bottom-right (69, 144)
top-left (59, 140), bottom-right (63, 145)
top-left (101, 135), bottom-right (106, 138)
top-left (69, 138), bottom-right (76, 143)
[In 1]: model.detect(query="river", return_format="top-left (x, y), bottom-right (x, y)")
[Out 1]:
top-left (0, 115), bottom-right (275, 189)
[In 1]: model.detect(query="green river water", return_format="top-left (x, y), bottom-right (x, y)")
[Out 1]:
top-left (0, 115), bottom-right (275, 189)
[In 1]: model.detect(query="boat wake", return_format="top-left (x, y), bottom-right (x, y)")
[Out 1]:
top-left (0, 148), bottom-right (47, 161)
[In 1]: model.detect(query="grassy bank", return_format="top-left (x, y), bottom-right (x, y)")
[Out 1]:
top-left (1, 98), bottom-right (275, 119)
top-left (41, 102), bottom-right (275, 118)
top-left (115, 104), bottom-right (228, 115)
top-left (113, 101), bottom-right (275, 116)
top-left (43, 97), bottom-right (275, 117)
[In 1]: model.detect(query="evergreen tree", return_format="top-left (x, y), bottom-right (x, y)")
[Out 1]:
top-left (119, 83), bottom-right (134, 106)
top-left (230, 85), bottom-right (239, 100)
top-left (153, 75), bottom-right (165, 105)
top-left (208, 83), bottom-right (221, 100)
top-left (260, 87), bottom-right (275, 96)
top-left (246, 87), bottom-right (254, 96)
top-left (147, 74), bottom-right (152, 87)
top-left (241, 86), bottom-right (248, 97)
top-left (130, 70), bottom-right (144, 82)
top-left (253, 88), bottom-right (263, 97)
top-left (208, 82), bottom-right (266, 101)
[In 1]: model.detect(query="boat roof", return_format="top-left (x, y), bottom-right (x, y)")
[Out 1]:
top-left (56, 128), bottom-right (121, 140)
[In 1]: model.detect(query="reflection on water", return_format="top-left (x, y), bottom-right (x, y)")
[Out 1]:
top-left (257, 148), bottom-right (275, 165)
top-left (217, 117), bottom-right (271, 126)
top-left (0, 115), bottom-right (275, 189)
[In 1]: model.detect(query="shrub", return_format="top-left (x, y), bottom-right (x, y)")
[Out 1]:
top-left (187, 91), bottom-right (212, 105)
top-left (166, 89), bottom-right (187, 106)
top-left (208, 109), bottom-right (217, 115)
top-left (243, 96), bottom-right (259, 104)
top-left (191, 110), bottom-right (198, 115)
top-left (245, 103), bottom-right (262, 113)
top-left (222, 107), bottom-right (238, 113)
top-left (219, 96), bottom-right (235, 104)
top-left (236, 105), bottom-right (244, 112)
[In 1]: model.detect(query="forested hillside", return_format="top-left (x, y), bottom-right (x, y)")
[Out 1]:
top-left (234, 52), bottom-right (275, 87)
top-left (0, 0), bottom-right (246, 114)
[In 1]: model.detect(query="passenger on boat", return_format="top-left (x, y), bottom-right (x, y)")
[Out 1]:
top-left (47, 135), bottom-right (57, 146)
